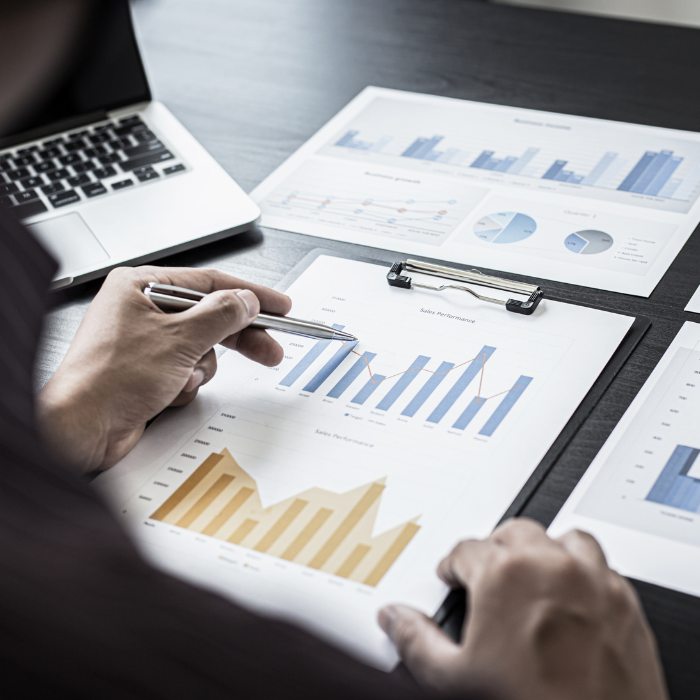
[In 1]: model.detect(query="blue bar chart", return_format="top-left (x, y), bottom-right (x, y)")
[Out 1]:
top-left (279, 338), bottom-right (532, 437)
top-left (332, 125), bottom-right (698, 202)
top-left (646, 445), bottom-right (700, 513)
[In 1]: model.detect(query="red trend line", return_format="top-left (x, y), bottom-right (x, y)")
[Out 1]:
top-left (341, 342), bottom-right (520, 403)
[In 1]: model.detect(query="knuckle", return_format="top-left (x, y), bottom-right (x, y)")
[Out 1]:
top-left (393, 612), bottom-right (423, 651)
top-left (489, 551), bottom-right (536, 585)
top-left (105, 266), bottom-right (134, 283)
top-left (607, 572), bottom-right (637, 614)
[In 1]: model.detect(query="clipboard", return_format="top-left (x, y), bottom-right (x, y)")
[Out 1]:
top-left (276, 248), bottom-right (650, 648)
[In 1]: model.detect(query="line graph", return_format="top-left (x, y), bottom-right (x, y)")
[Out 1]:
top-left (280, 329), bottom-right (533, 436)
top-left (260, 160), bottom-right (486, 245)
top-left (284, 193), bottom-right (452, 226)
top-left (279, 191), bottom-right (457, 229)
top-left (340, 341), bottom-right (522, 404)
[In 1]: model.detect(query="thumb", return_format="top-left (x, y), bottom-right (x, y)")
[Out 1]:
top-left (379, 605), bottom-right (458, 688)
top-left (177, 288), bottom-right (260, 355)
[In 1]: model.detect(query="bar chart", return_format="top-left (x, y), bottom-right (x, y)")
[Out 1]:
top-left (333, 126), bottom-right (700, 204)
top-left (150, 448), bottom-right (420, 587)
top-left (279, 334), bottom-right (533, 437)
top-left (646, 445), bottom-right (700, 513)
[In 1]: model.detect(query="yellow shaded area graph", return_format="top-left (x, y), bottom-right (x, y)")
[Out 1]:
top-left (150, 449), bottom-right (420, 586)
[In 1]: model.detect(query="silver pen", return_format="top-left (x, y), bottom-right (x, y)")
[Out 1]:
top-left (144, 283), bottom-right (358, 342)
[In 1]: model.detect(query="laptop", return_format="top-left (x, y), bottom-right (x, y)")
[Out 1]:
top-left (0, 0), bottom-right (259, 289)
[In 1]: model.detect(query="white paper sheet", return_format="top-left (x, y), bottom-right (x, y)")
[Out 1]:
top-left (96, 256), bottom-right (633, 669)
top-left (685, 287), bottom-right (700, 313)
top-left (251, 87), bottom-right (700, 297)
top-left (549, 322), bottom-right (700, 598)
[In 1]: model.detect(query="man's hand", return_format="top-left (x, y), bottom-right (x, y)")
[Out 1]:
top-left (379, 519), bottom-right (668, 700)
top-left (38, 266), bottom-right (291, 474)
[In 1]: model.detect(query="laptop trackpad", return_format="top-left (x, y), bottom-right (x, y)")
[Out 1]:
top-left (29, 213), bottom-right (109, 278)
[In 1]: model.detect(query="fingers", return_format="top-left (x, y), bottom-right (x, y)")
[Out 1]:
top-left (437, 540), bottom-right (487, 589)
top-left (491, 517), bottom-right (547, 547)
top-left (378, 605), bottom-right (458, 688)
top-left (174, 288), bottom-right (260, 356)
top-left (556, 529), bottom-right (608, 569)
top-left (223, 327), bottom-right (285, 367)
top-left (118, 265), bottom-right (292, 315)
top-left (170, 349), bottom-right (218, 407)
top-left (437, 519), bottom-right (549, 590)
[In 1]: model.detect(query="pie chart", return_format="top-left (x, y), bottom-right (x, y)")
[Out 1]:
top-left (473, 212), bottom-right (537, 244)
top-left (564, 230), bottom-right (614, 255)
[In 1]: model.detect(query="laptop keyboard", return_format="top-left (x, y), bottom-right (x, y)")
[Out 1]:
top-left (0, 115), bottom-right (187, 220)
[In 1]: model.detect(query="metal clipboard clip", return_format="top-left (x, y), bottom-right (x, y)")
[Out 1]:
top-left (387, 259), bottom-right (544, 315)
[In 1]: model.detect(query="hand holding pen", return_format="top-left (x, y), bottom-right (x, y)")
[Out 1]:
top-left (144, 283), bottom-right (358, 341)
top-left (39, 266), bottom-right (320, 474)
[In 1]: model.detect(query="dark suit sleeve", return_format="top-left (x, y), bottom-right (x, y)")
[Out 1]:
top-left (0, 211), bottom-right (495, 700)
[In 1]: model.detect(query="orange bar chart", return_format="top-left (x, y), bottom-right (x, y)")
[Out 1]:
top-left (150, 449), bottom-right (420, 587)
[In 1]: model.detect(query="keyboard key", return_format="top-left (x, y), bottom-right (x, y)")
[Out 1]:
top-left (38, 147), bottom-right (61, 159)
top-left (163, 164), bottom-right (186, 175)
top-left (64, 139), bottom-right (86, 152)
top-left (99, 153), bottom-right (122, 165)
top-left (0, 182), bottom-right (19, 195)
top-left (119, 115), bottom-right (143, 125)
top-left (59, 153), bottom-right (83, 166)
top-left (121, 150), bottom-right (174, 172)
top-left (67, 174), bottom-right (91, 187)
top-left (92, 166), bottom-right (117, 179)
top-left (84, 146), bottom-right (107, 158)
top-left (124, 141), bottom-right (164, 159)
top-left (7, 168), bottom-right (30, 180)
top-left (112, 179), bottom-right (134, 190)
top-left (42, 137), bottom-right (64, 147)
top-left (82, 182), bottom-right (107, 198)
top-left (12, 199), bottom-right (48, 219)
top-left (108, 138), bottom-right (132, 151)
top-left (17, 146), bottom-right (39, 155)
top-left (135, 167), bottom-right (160, 182)
top-left (42, 182), bottom-right (65, 195)
top-left (72, 160), bottom-right (95, 173)
top-left (68, 130), bottom-right (89, 139)
top-left (13, 155), bottom-right (36, 167)
top-left (113, 122), bottom-right (147, 137)
top-left (48, 189), bottom-right (80, 208)
top-left (0, 160), bottom-right (11, 172)
top-left (0, 195), bottom-right (13, 208)
top-left (89, 132), bottom-right (111, 145)
top-left (16, 189), bottom-right (39, 203)
top-left (20, 176), bottom-right (45, 189)
top-left (133, 129), bottom-right (157, 143)
top-left (94, 123), bottom-right (112, 132)
top-left (47, 168), bottom-right (70, 181)
top-left (35, 160), bottom-right (56, 173)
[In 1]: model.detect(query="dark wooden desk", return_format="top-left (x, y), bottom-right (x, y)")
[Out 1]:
top-left (43, 1), bottom-right (700, 696)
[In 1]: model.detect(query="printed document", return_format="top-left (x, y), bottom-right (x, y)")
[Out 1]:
top-left (686, 286), bottom-right (700, 313)
top-left (251, 87), bottom-right (700, 296)
top-left (97, 256), bottom-right (633, 668)
top-left (550, 322), bottom-right (700, 598)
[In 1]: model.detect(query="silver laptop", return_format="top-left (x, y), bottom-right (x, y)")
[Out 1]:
top-left (0, 0), bottom-right (259, 289)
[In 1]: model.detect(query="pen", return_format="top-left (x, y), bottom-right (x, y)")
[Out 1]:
top-left (144, 283), bottom-right (358, 342)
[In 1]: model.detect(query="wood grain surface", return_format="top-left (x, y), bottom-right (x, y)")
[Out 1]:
top-left (40, 1), bottom-right (700, 696)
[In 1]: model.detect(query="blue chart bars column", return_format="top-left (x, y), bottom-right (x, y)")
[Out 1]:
top-left (279, 331), bottom-right (533, 437)
top-left (334, 128), bottom-right (699, 202)
top-left (646, 445), bottom-right (700, 513)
